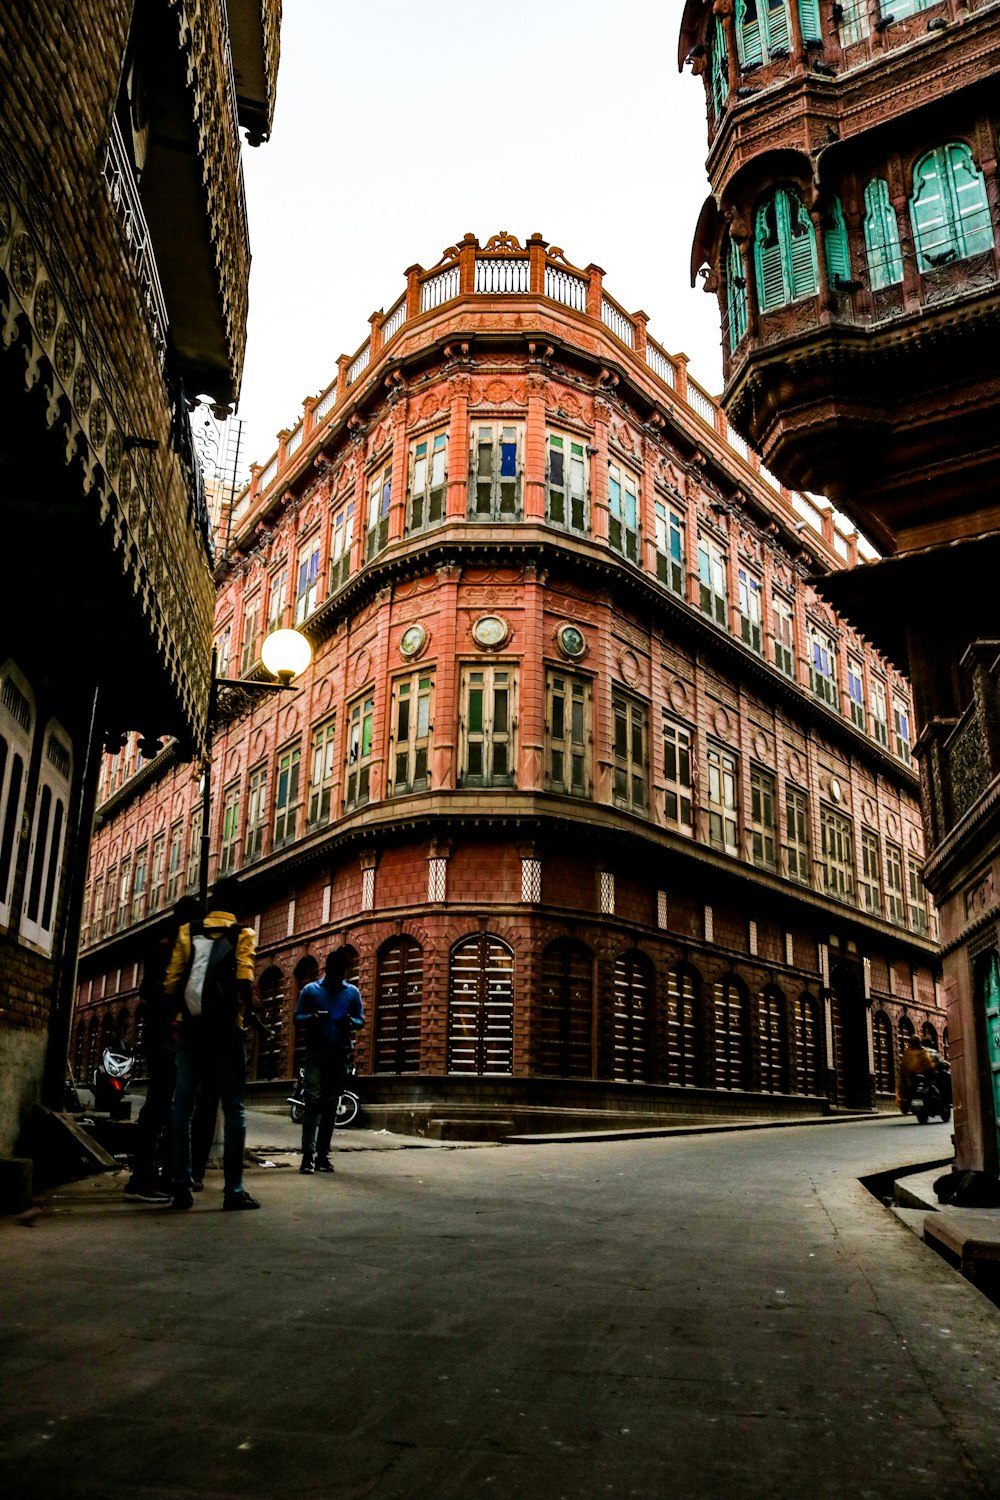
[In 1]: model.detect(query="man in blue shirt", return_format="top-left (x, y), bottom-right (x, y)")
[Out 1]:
top-left (294, 949), bottom-right (364, 1173)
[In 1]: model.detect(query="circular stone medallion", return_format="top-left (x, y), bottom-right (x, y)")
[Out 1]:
top-left (556, 623), bottom-right (586, 660)
top-left (399, 623), bottom-right (428, 660)
top-left (472, 614), bottom-right (509, 649)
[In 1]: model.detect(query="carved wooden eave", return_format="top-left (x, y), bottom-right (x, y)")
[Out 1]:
top-left (0, 154), bottom-right (214, 744)
top-left (227, 0), bottom-right (282, 145)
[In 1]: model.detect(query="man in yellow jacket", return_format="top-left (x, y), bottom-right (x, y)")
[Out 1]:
top-left (896, 1035), bottom-right (937, 1114)
top-left (164, 876), bottom-right (259, 1211)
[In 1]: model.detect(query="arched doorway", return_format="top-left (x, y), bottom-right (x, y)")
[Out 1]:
top-left (665, 964), bottom-right (701, 1086)
top-left (256, 967), bottom-right (287, 1080)
top-left (714, 976), bottom-right (749, 1090)
top-left (448, 934), bottom-right (514, 1073)
top-left (759, 986), bottom-right (787, 1093)
top-left (613, 950), bottom-right (652, 1082)
top-left (375, 936), bottom-right (423, 1073)
top-left (830, 960), bottom-right (872, 1108)
top-left (793, 993), bottom-right (821, 1096)
top-left (873, 1011), bottom-right (894, 1095)
top-left (292, 956), bottom-right (319, 1075)
top-left (539, 939), bottom-right (593, 1077)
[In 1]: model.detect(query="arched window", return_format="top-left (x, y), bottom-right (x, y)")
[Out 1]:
top-left (873, 1012), bottom-right (894, 1093)
top-left (666, 965), bottom-right (701, 1086)
top-left (726, 238), bottom-right (748, 349)
top-left (921, 1021), bottom-right (938, 1052)
top-left (256, 967), bottom-right (287, 1080)
top-left (824, 196), bottom-right (851, 288)
top-left (754, 189), bottom-right (819, 311)
top-left (19, 719), bottom-right (73, 954)
top-left (710, 16), bottom-right (729, 122)
top-left (759, 986), bottom-right (787, 1093)
top-left (613, 950), bottom-right (652, 1082)
top-left (910, 144), bottom-right (994, 271)
top-left (898, 1014), bottom-right (915, 1051)
top-left (942, 1026), bottom-right (949, 1061)
top-left (735, 1), bottom-right (791, 68)
top-left (448, 934), bottom-right (514, 1074)
top-left (0, 660), bottom-right (34, 930)
top-left (793, 992), bottom-right (821, 1095)
top-left (74, 1021), bottom-right (86, 1077)
top-left (714, 977), bottom-right (749, 1089)
top-left (86, 1016), bottom-right (99, 1081)
top-left (539, 939), bottom-right (593, 1078)
top-left (117, 1008), bottom-right (130, 1046)
top-left (863, 179), bottom-right (903, 289)
top-left (375, 936), bottom-right (423, 1074)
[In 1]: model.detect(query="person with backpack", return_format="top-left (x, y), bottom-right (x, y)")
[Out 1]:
top-left (294, 949), bottom-right (364, 1174)
top-left (163, 876), bottom-right (260, 1211)
top-left (124, 894), bottom-right (202, 1202)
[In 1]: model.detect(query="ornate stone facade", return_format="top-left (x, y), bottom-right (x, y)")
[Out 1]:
top-left (75, 235), bottom-right (942, 1133)
top-left (680, 0), bottom-right (1000, 1175)
top-left (0, 2), bottom-right (280, 1168)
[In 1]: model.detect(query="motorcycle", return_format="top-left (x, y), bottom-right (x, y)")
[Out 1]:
top-left (911, 1063), bottom-right (952, 1125)
top-left (287, 1061), bottom-right (361, 1129)
top-left (93, 1045), bottom-right (135, 1118)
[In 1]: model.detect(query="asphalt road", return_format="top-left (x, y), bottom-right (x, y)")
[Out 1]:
top-left (2, 1114), bottom-right (997, 1500)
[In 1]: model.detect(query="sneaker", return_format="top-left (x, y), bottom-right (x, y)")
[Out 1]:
top-left (299, 1155), bottom-right (314, 1175)
top-left (170, 1188), bottom-right (194, 1211)
top-left (125, 1180), bottom-right (171, 1203)
top-left (223, 1190), bottom-right (261, 1211)
top-left (314, 1157), bottom-right (335, 1173)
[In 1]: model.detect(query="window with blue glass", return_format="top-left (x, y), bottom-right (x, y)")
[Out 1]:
top-left (366, 462), bottom-right (392, 559)
top-left (738, 568), bottom-right (763, 654)
top-left (887, 0), bottom-right (935, 18)
top-left (726, 238), bottom-right (748, 349)
top-left (910, 144), bottom-right (994, 271)
top-left (893, 697), bottom-right (912, 765)
top-left (754, 188), bottom-right (819, 311)
top-left (608, 461), bottom-right (640, 563)
top-left (294, 539), bottom-right (320, 624)
top-left (847, 657), bottom-right (865, 731)
top-left (809, 625), bottom-right (838, 707)
top-left (471, 423), bottom-right (521, 520)
top-left (698, 535), bottom-right (728, 628)
top-left (654, 499), bottom-right (685, 594)
top-left (863, 178), bottom-right (904, 289)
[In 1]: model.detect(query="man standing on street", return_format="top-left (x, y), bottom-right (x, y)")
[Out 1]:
top-left (164, 876), bottom-right (260, 1211)
top-left (295, 949), bottom-right (364, 1174)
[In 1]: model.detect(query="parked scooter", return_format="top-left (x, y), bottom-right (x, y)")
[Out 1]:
top-left (911, 1061), bottom-right (952, 1125)
top-left (93, 1045), bottom-right (134, 1118)
top-left (287, 1061), bottom-right (361, 1128)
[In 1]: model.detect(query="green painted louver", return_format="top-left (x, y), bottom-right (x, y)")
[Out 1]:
top-left (755, 189), bottom-right (819, 311)
top-left (727, 238), bottom-right (748, 347)
top-left (711, 16), bottom-right (728, 118)
top-left (910, 143), bottom-right (994, 272)
top-left (863, 178), bottom-right (904, 289)
top-left (736, 0), bottom-right (764, 67)
top-left (798, 0), bottom-right (822, 43)
top-left (824, 197), bottom-right (851, 286)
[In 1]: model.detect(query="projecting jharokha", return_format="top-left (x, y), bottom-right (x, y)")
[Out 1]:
top-left (76, 232), bottom-right (942, 1134)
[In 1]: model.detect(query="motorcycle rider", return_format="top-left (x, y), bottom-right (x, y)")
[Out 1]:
top-left (294, 948), bottom-right (364, 1174)
top-left (896, 1034), bottom-right (940, 1114)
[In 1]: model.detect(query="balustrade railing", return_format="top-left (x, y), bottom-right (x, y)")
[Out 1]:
top-left (688, 382), bottom-right (716, 428)
top-left (420, 265), bottom-right (460, 311)
top-left (314, 384), bottom-right (337, 420)
top-left (645, 341), bottom-right (675, 388)
top-left (475, 256), bottom-right (530, 293)
top-left (346, 343), bottom-right (370, 385)
top-left (381, 297), bottom-right (406, 343)
top-left (601, 296), bottom-right (635, 348)
top-left (104, 118), bottom-right (170, 364)
top-left (286, 425), bottom-right (303, 457)
top-left (545, 265), bottom-right (587, 310)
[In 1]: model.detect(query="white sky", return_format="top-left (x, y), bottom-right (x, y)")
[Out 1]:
top-left (235, 0), bottom-right (722, 474)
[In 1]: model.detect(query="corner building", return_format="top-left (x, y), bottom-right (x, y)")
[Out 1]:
top-left (76, 233), bottom-right (942, 1132)
top-left (0, 1), bottom-right (280, 1165)
top-left (678, 0), bottom-right (1000, 1172)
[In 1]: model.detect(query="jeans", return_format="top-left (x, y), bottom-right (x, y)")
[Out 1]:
top-left (133, 1041), bottom-right (176, 1184)
top-left (301, 1052), bottom-right (348, 1159)
top-left (171, 1027), bottom-right (247, 1194)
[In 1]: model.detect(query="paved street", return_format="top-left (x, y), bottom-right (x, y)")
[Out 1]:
top-left (2, 1116), bottom-right (998, 1500)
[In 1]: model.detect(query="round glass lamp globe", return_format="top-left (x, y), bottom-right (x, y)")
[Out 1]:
top-left (261, 628), bottom-right (312, 682)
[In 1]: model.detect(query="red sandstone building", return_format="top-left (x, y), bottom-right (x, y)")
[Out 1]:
top-left (74, 232), bottom-right (942, 1132)
top-left (0, 1), bottom-right (280, 1188)
top-left (678, 0), bottom-right (1000, 1175)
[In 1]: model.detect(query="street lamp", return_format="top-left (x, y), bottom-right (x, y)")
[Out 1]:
top-left (199, 626), bottom-right (312, 908)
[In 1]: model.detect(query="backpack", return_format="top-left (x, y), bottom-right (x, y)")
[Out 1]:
top-left (181, 921), bottom-right (242, 1031)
